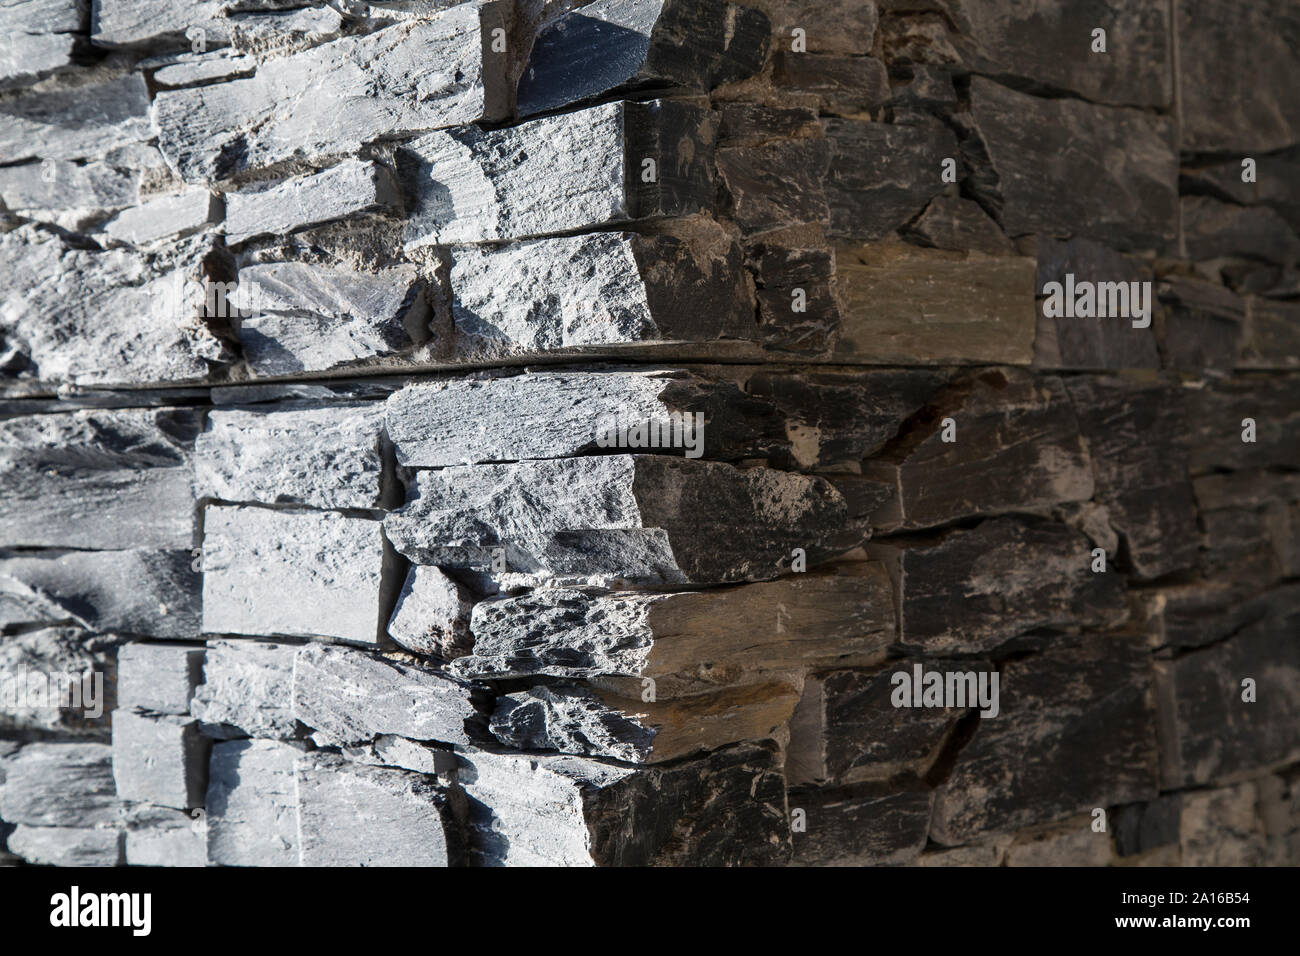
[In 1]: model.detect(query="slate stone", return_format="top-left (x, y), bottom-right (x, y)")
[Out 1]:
top-left (746, 0), bottom-right (877, 55)
top-left (1181, 195), bottom-right (1300, 266)
top-left (1182, 146), bottom-right (1300, 238)
top-left (0, 71), bottom-right (151, 162)
top-left (116, 643), bottom-right (205, 715)
top-left (295, 751), bottom-right (465, 866)
top-left (1181, 376), bottom-right (1300, 474)
top-left (1032, 236), bottom-right (1159, 369)
top-left (0, 742), bottom-right (121, 827)
top-left (931, 636), bottom-right (1158, 844)
top-left (833, 241), bottom-right (1037, 364)
top-left (0, 627), bottom-right (118, 737)
top-left (787, 661), bottom-right (993, 786)
top-left (291, 642), bottom-right (490, 748)
top-left (385, 455), bottom-right (857, 587)
top-left (0, 225), bottom-right (234, 388)
top-left (6, 825), bottom-right (122, 866)
top-left (1155, 605), bottom-right (1300, 789)
top-left (966, 77), bottom-right (1176, 250)
top-left (1004, 823), bottom-right (1113, 867)
top-left (0, 548), bottom-right (201, 638)
top-left (822, 118), bottom-right (956, 240)
top-left (747, 242), bottom-right (840, 355)
top-left (716, 138), bottom-right (830, 235)
top-left (445, 230), bottom-right (753, 353)
top-left (196, 402), bottom-right (386, 509)
top-left (459, 741), bottom-right (790, 866)
top-left (717, 103), bottom-right (821, 146)
top-left (1240, 298), bottom-right (1300, 369)
top-left (401, 98), bottom-right (715, 248)
top-left (869, 518), bottom-right (1128, 653)
top-left (153, 5), bottom-right (507, 182)
top-left (1176, 0), bottom-right (1300, 153)
top-left (204, 738), bottom-right (301, 866)
top-left (90, 0), bottom-right (224, 49)
top-left (1114, 794), bottom-right (1181, 858)
top-left (190, 639), bottom-right (297, 739)
top-left (0, 159), bottom-right (138, 226)
top-left (1178, 780), bottom-right (1272, 866)
top-left (201, 506), bottom-right (392, 646)
top-left (1065, 376), bottom-right (1200, 579)
top-left (1156, 277), bottom-right (1244, 372)
top-left (458, 565), bottom-right (894, 691)
top-left (949, 0), bottom-right (1171, 107)
top-left (338, 734), bottom-right (459, 777)
top-left (906, 195), bottom-right (1013, 256)
top-left (231, 261), bottom-right (430, 376)
top-left (774, 53), bottom-right (890, 114)
top-left (387, 565), bottom-right (475, 659)
top-left (863, 369), bottom-right (1093, 531)
top-left (0, 0), bottom-right (89, 88)
top-left (789, 788), bottom-right (933, 866)
top-left (489, 679), bottom-right (800, 764)
top-left (149, 51), bottom-right (257, 88)
top-left (124, 804), bottom-right (207, 867)
top-left (224, 160), bottom-right (400, 246)
top-left (111, 708), bottom-right (210, 810)
top-left (516, 0), bottom-right (769, 117)
top-left (104, 188), bottom-right (220, 247)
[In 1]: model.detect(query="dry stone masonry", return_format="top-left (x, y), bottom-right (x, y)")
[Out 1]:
top-left (0, 0), bottom-right (1298, 867)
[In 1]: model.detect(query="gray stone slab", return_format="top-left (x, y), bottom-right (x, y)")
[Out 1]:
top-left (111, 708), bottom-right (210, 810)
top-left (189, 639), bottom-right (297, 739)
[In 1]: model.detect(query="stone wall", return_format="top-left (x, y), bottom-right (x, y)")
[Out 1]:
top-left (1, 0), bottom-right (1297, 866)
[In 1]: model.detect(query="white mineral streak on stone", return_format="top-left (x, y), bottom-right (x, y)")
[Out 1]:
top-left (0, 407), bottom-right (198, 550)
top-left (386, 565), bottom-right (474, 658)
top-left (110, 708), bottom-right (210, 809)
top-left (190, 639), bottom-right (298, 739)
top-left (231, 261), bottom-right (429, 376)
top-left (197, 402), bottom-right (385, 508)
top-left (224, 160), bottom-right (399, 245)
top-left (116, 643), bottom-right (205, 715)
top-left (294, 751), bottom-right (463, 866)
top-left (0, 71), bottom-right (152, 162)
top-left (290, 642), bottom-right (487, 747)
top-left (200, 507), bottom-right (387, 645)
top-left (153, 6), bottom-right (492, 183)
top-left (402, 101), bottom-right (628, 248)
top-left (104, 188), bottom-right (220, 247)
top-left (204, 738), bottom-right (302, 866)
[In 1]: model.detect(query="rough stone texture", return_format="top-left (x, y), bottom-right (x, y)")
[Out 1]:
top-left (116, 642), bottom-right (205, 715)
top-left (224, 160), bottom-right (400, 246)
top-left (197, 402), bottom-right (386, 508)
top-left (0, 225), bottom-right (234, 388)
top-left (0, 548), bottom-right (200, 638)
top-left (863, 369), bottom-right (1093, 530)
top-left (1156, 604), bottom-right (1300, 789)
top-left (0, 0), bottom-right (89, 89)
top-left (387, 565), bottom-right (474, 659)
top-left (153, 5), bottom-right (504, 183)
top-left (111, 708), bottom-right (210, 810)
top-left (386, 455), bottom-right (856, 587)
top-left (445, 232), bottom-right (753, 354)
top-left (0, 742), bottom-right (121, 827)
top-left (789, 789), bottom-right (933, 866)
top-left (0, 407), bottom-right (198, 550)
top-left (775, 54), bottom-right (890, 115)
top-left (869, 518), bottom-right (1128, 654)
top-left (104, 188), bottom-right (220, 247)
top-left (291, 642), bottom-right (490, 748)
top-left (295, 751), bottom-right (464, 866)
top-left (7, 824), bottom-right (122, 866)
top-left (1176, 0), bottom-right (1300, 154)
top-left (966, 77), bottom-right (1177, 250)
top-left (204, 738), bottom-right (301, 866)
top-left (231, 261), bottom-right (430, 376)
top-left (201, 506), bottom-right (390, 645)
top-left (931, 637), bottom-right (1158, 844)
top-left (0, 71), bottom-right (150, 162)
top-left (189, 639), bottom-right (298, 740)
top-left (747, 0), bottom-right (877, 55)
top-left (90, 0), bottom-right (224, 49)
top-left (459, 741), bottom-right (790, 866)
top-left (822, 119), bottom-right (956, 241)
top-left (717, 138), bottom-right (830, 235)
top-left (0, 627), bottom-right (118, 737)
top-left (124, 805), bottom-right (207, 867)
top-left (833, 242), bottom-right (1037, 364)
top-left (400, 98), bottom-right (715, 248)
top-left (516, 0), bottom-right (769, 116)
top-left (457, 565), bottom-right (895, 687)
top-left (489, 679), bottom-right (800, 764)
